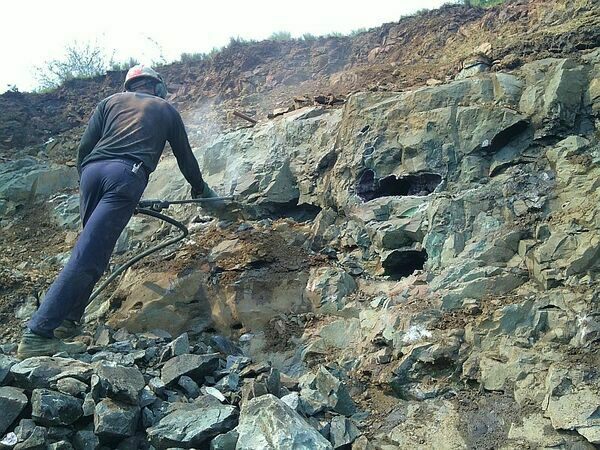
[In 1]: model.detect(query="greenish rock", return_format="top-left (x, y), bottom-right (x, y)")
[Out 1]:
top-left (236, 394), bottom-right (332, 450)
top-left (0, 386), bottom-right (28, 435)
top-left (0, 354), bottom-right (17, 386)
top-left (73, 430), bottom-right (99, 450)
top-left (305, 267), bottom-right (357, 312)
top-left (384, 400), bottom-right (467, 449)
top-left (160, 353), bottom-right (221, 386)
top-left (508, 414), bottom-right (568, 448)
top-left (31, 389), bottom-right (83, 426)
top-left (299, 366), bottom-right (356, 416)
top-left (329, 416), bottom-right (360, 448)
top-left (93, 399), bottom-right (140, 440)
top-left (13, 424), bottom-right (47, 450)
top-left (545, 387), bottom-right (600, 443)
top-left (47, 441), bottom-right (73, 450)
top-left (0, 158), bottom-right (78, 207)
top-left (90, 364), bottom-right (145, 405)
top-left (10, 357), bottom-right (92, 390)
top-left (55, 377), bottom-right (88, 398)
top-left (147, 396), bottom-right (238, 449)
top-left (519, 58), bottom-right (586, 135)
top-left (210, 430), bottom-right (239, 450)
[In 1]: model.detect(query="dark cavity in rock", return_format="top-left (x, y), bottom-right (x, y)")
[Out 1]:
top-left (382, 249), bottom-right (428, 279)
top-left (356, 170), bottom-right (442, 201)
top-left (257, 198), bottom-right (322, 222)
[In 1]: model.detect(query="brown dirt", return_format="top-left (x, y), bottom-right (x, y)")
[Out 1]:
top-left (454, 389), bottom-right (523, 450)
top-left (263, 314), bottom-right (308, 352)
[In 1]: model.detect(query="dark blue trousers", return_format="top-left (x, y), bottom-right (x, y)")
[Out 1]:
top-left (28, 159), bottom-right (147, 337)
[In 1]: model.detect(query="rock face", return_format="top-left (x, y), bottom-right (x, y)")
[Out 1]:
top-left (0, 157), bottom-right (77, 216)
top-left (236, 394), bottom-right (333, 450)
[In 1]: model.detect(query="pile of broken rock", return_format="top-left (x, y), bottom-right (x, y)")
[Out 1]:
top-left (0, 328), bottom-right (360, 450)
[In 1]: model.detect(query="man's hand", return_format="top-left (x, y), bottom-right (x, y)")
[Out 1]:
top-left (191, 182), bottom-right (229, 215)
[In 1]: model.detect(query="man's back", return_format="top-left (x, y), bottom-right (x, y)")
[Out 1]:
top-left (77, 91), bottom-right (203, 192)
top-left (78, 92), bottom-right (180, 173)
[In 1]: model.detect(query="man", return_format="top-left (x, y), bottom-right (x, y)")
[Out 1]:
top-left (18, 65), bottom-right (216, 359)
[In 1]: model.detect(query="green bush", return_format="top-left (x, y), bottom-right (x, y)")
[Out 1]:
top-left (179, 52), bottom-right (206, 63)
top-left (301, 33), bottom-right (317, 41)
top-left (349, 28), bottom-right (367, 37)
top-left (35, 40), bottom-right (113, 90)
top-left (110, 57), bottom-right (140, 71)
top-left (268, 31), bottom-right (292, 41)
top-left (463, 0), bottom-right (506, 7)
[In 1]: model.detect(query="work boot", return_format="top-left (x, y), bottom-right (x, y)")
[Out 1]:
top-left (54, 320), bottom-right (83, 339)
top-left (17, 330), bottom-right (87, 360)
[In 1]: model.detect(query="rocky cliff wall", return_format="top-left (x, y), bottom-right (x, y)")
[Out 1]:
top-left (77, 50), bottom-right (600, 447)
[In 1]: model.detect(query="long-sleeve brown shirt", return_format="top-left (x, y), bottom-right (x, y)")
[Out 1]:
top-left (77, 92), bottom-right (203, 192)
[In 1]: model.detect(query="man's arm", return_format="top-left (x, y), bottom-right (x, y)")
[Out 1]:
top-left (76, 103), bottom-right (104, 174)
top-left (168, 110), bottom-right (205, 195)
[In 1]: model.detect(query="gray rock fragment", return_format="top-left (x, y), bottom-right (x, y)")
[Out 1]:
top-left (281, 392), bottom-right (300, 411)
top-left (329, 416), bottom-right (360, 448)
top-left (0, 354), bottom-right (17, 386)
top-left (215, 373), bottom-right (240, 393)
top-left (73, 430), bottom-right (99, 450)
top-left (236, 394), bottom-right (332, 450)
top-left (13, 424), bottom-right (47, 450)
top-left (31, 389), bottom-right (83, 426)
top-left (169, 333), bottom-right (190, 357)
top-left (160, 353), bottom-right (221, 386)
top-left (178, 375), bottom-right (200, 399)
top-left (81, 393), bottom-right (95, 417)
top-left (0, 386), bottom-right (28, 435)
top-left (93, 399), bottom-right (140, 440)
top-left (56, 377), bottom-right (88, 398)
top-left (300, 366), bottom-right (355, 416)
top-left (147, 396), bottom-right (238, 449)
top-left (139, 387), bottom-right (157, 408)
top-left (210, 430), bottom-right (239, 450)
top-left (90, 364), bottom-right (145, 405)
top-left (48, 441), bottom-right (73, 450)
top-left (10, 357), bottom-right (92, 390)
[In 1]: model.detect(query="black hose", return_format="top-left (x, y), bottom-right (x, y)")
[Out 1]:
top-left (87, 208), bottom-right (189, 303)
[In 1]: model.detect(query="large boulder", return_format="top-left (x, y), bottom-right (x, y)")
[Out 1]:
top-left (235, 394), bottom-right (333, 450)
top-left (0, 157), bottom-right (78, 215)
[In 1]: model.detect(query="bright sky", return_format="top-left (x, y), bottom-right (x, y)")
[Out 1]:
top-left (1, 0), bottom-right (449, 93)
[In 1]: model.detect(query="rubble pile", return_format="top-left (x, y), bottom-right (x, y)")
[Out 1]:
top-left (0, 328), bottom-right (363, 449)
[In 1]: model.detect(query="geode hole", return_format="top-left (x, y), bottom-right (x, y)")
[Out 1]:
top-left (356, 170), bottom-right (442, 201)
top-left (382, 249), bottom-right (428, 280)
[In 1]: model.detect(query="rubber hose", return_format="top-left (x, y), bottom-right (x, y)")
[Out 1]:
top-left (87, 208), bottom-right (189, 303)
